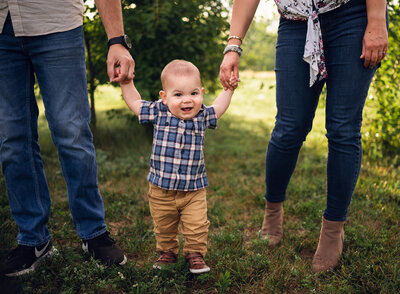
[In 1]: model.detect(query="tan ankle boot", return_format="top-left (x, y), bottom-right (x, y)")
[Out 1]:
top-left (261, 201), bottom-right (283, 248)
top-left (312, 217), bottom-right (345, 273)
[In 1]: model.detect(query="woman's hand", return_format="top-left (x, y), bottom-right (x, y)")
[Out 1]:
top-left (220, 52), bottom-right (240, 90)
top-left (360, 22), bottom-right (388, 68)
top-left (361, 0), bottom-right (389, 69)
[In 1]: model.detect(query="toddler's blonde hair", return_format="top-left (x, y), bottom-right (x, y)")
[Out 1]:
top-left (161, 60), bottom-right (201, 89)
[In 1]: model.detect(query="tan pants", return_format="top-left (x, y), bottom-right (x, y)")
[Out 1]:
top-left (147, 183), bottom-right (210, 257)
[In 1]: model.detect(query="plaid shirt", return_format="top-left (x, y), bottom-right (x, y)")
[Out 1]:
top-left (139, 100), bottom-right (217, 191)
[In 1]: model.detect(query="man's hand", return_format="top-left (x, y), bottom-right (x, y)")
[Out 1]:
top-left (107, 44), bottom-right (135, 83)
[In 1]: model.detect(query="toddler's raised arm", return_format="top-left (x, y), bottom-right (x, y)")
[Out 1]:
top-left (120, 80), bottom-right (142, 116)
top-left (212, 77), bottom-right (238, 118)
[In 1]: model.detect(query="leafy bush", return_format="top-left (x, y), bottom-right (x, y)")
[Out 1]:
top-left (363, 2), bottom-right (400, 165)
top-left (240, 18), bottom-right (277, 71)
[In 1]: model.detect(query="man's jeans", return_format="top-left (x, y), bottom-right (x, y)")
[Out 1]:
top-left (0, 15), bottom-right (106, 246)
top-left (265, 0), bottom-right (377, 221)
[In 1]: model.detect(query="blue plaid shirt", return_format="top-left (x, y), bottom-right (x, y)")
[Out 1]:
top-left (139, 100), bottom-right (217, 191)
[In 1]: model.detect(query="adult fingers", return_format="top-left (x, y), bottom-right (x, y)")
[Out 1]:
top-left (126, 62), bottom-right (136, 81)
top-left (219, 60), bottom-right (232, 90)
top-left (363, 49), bottom-right (372, 68)
top-left (107, 45), bottom-right (135, 83)
top-left (219, 53), bottom-right (239, 90)
top-left (233, 64), bottom-right (240, 84)
top-left (369, 50), bottom-right (379, 68)
top-left (107, 57), bottom-right (116, 82)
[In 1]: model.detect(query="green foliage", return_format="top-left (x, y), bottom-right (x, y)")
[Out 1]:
top-left (83, 2), bottom-right (109, 128)
top-left (83, 4), bottom-right (109, 93)
top-left (240, 19), bottom-right (277, 71)
top-left (122, 0), bottom-right (229, 100)
top-left (215, 270), bottom-right (231, 293)
top-left (364, 2), bottom-right (400, 165)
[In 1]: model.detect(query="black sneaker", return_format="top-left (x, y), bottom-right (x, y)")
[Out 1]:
top-left (1, 240), bottom-right (58, 277)
top-left (82, 231), bottom-right (127, 266)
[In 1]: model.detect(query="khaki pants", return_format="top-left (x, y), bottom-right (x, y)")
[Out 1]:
top-left (147, 183), bottom-right (210, 257)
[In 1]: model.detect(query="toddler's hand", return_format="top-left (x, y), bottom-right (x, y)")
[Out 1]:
top-left (229, 76), bottom-right (240, 90)
top-left (116, 67), bottom-right (135, 85)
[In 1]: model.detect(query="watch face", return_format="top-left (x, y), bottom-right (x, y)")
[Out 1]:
top-left (124, 35), bottom-right (132, 49)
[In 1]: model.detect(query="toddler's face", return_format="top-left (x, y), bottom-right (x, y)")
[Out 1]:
top-left (160, 74), bottom-right (204, 120)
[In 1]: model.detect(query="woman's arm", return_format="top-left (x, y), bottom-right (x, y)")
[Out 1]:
top-left (360, 0), bottom-right (388, 68)
top-left (219, 0), bottom-right (260, 90)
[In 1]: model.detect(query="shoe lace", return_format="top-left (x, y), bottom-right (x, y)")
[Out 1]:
top-left (187, 253), bottom-right (205, 266)
top-left (157, 252), bottom-right (176, 263)
top-left (92, 232), bottom-right (116, 247)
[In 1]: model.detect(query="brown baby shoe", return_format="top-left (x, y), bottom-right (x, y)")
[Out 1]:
top-left (186, 252), bottom-right (210, 274)
top-left (153, 251), bottom-right (177, 269)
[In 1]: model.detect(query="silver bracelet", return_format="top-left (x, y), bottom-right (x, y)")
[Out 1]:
top-left (223, 44), bottom-right (242, 57)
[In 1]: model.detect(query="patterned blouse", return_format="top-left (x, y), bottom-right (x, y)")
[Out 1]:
top-left (139, 100), bottom-right (217, 191)
top-left (275, 0), bottom-right (350, 86)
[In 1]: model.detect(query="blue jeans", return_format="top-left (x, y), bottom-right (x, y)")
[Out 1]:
top-left (265, 0), bottom-right (377, 221)
top-left (0, 15), bottom-right (106, 246)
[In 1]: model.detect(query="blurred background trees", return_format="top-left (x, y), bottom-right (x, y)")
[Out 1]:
top-left (83, 0), bottom-right (399, 165)
top-left (363, 1), bottom-right (400, 165)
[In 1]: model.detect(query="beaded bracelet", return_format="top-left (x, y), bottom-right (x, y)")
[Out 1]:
top-left (223, 44), bottom-right (242, 57)
top-left (228, 35), bottom-right (243, 43)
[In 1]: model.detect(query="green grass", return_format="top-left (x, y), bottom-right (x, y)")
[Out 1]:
top-left (1, 72), bottom-right (399, 293)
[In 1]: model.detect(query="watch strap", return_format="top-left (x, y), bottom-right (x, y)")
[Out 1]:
top-left (107, 35), bottom-right (131, 50)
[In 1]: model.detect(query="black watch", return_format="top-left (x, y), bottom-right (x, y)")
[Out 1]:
top-left (107, 35), bottom-right (132, 50)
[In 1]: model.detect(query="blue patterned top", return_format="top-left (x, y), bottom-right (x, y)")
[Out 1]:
top-left (139, 100), bottom-right (217, 191)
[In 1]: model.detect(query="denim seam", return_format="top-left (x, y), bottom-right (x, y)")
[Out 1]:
top-left (0, 137), bottom-right (3, 163)
top-left (349, 108), bottom-right (363, 195)
top-left (81, 227), bottom-right (107, 241)
top-left (18, 237), bottom-right (51, 247)
top-left (25, 61), bottom-right (47, 244)
top-left (57, 152), bottom-right (79, 232)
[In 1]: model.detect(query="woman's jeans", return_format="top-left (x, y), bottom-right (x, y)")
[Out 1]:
top-left (266, 0), bottom-right (377, 221)
top-left (0, 15), bottom-right (106, 246)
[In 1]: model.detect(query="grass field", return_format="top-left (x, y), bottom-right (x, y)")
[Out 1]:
top-left (1, 72), bottom-right (399, 293)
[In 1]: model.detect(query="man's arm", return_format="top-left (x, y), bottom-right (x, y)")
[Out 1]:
top-left (212, 89), bottom-right (234, 119)
top-left (361, 0), bottom-right (388, 68)
top-left (219, 0), bottom-right (260, 90)
top-left (120, 81), bottom-right (142, 116)
top-left (95, 0), bottom-right (135, 83)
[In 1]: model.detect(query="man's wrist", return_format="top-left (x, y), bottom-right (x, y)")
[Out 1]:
top-left (107, 35), bottom-right (132, 51)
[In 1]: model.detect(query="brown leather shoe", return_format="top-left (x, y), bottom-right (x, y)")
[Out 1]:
top-left (186, 252), bottom-right (210, 274)
top-left (153, 252), bottom-right (177, 269)
top-left (312, 217), bottom-right (345, 273)
top-left (261, 201), bottom-right (283, 247)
